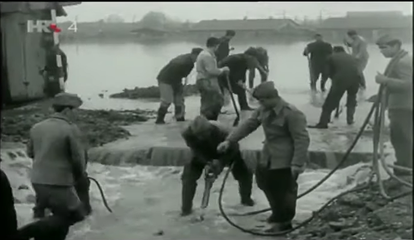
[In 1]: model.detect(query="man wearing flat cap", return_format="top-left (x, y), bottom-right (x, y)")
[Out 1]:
top-left (180, 115), bottom-right (254, 216)
top-left (374, 34), bottom-right (412, 177)
top-left (217, 81), bottom-right (310, 232)
top-left (155, 48), bottom-right (204, 124)
top-left (27, 92), bottom-right (88, 239)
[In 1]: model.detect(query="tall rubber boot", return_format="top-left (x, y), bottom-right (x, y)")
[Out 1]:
top-left (346, 107), bottom-right (356, 125)
top-left (239, 177), bottom-right (255, 206)
top-left (308, 109), bottom-right (331, 129)
top-left (174, 106), bottom-right (185, 122)
top-left (155, 106), bottom-right (168, 124)
top-left (181, 182), bottom-right (197, 216)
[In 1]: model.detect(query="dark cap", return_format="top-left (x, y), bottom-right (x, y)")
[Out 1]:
top-left (244, 47), bottom-right (258, 57)
top-left (191, 47), bottom-right (203, 55)
top-left (252, 81), bottom-right (279, 99)
top-left (206, 37), bottom-right (220, 48)
top-left (347, 30), bottom-right (358, 36)
top-left (226, 30), bottom-right (236, 36)
top-left (375, 34), bottom-right (401, 46)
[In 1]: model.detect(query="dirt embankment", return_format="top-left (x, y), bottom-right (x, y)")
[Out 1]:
top-left (1, 102), bottom-right (156, 147)
top-left (289, 178), bottom-right (412, 240)
top-left (109, 84), bottom-right (199, 99)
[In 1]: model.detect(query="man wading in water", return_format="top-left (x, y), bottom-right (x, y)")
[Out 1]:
top-left (196, 37), bottom-right (230, 120)
top-left (180, 115), bottom-right (254, 216)
top-left (218, 81), bottom-right (310, 232)
top-left (373, 35), bottom-right (412, 177)
top-left (155, 47), bottom-right (203, 124)
top-left (27, 93), bottom-right (88, 240)
top-left (308, 46), bottom-right (362, 129)
top-left (303, 34), bottom-right (333, 92)
top-left (218, 47), bottom-right (268, 110)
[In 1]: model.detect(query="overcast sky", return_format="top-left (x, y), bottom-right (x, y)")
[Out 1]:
top-left (62, 2), bottom-right (413, 23)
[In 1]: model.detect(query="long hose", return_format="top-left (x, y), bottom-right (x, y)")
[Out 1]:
top-left (217, 85), bottom-right (413, 236)
top-left (88, 176), bottom-right (113, 213)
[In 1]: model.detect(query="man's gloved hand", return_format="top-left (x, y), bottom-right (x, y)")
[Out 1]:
top-left (217, 140), bottom-right (231, 153)
top-left (291, 166), bottom-right (302, 181)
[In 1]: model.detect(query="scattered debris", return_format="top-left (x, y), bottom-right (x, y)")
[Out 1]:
top-left (109, 84), bottom-right (199, 99)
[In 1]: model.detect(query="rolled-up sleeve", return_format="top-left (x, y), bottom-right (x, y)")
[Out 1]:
top-left (287, 111), bottom-right (310, 169)
top-left (227, 109), bottom-right (262, 143)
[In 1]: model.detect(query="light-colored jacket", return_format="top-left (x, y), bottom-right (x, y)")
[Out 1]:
top-left (386, 52), bottom-right (413, 110)
top-left (226, 100), bottom-right (310, 170)
top-left (350, 36), bottom-right (369, 71)
top-left (27, 113), bottom-right (86, 186)
top-left (196, 48), bottom-right (224, 81)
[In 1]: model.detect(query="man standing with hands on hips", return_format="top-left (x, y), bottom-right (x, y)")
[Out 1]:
top-left (217, 81), bottom-right (310, 232)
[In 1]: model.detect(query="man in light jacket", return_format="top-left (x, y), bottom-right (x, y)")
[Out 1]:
top-left (374, 34), bottom-right (412, 177)
top-left (196, 37), bottom-right (230, 120)
top-left (27, 92), bottom-right (87, 239)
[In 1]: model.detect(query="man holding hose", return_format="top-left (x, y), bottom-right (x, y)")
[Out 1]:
top-left (217, 81), bottom-right (310, 232)
top-left (374, 35), bottom-right (412, 177)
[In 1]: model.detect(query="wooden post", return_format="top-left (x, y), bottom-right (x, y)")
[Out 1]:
top-left (50, 6), bottom-right (65, 92)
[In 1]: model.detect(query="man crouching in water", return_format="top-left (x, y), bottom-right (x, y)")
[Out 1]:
top-left (180, 115), bottom-right (254, 216)
top-left (217, 81), bottom-right (310, 232)
top-left (27, 93), bottom-right (88, 239)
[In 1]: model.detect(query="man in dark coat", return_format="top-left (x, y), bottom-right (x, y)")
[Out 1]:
top-left (218, 47), bottom-right (268, 110)
top-left (215, 30), bottom-right (236, 63)
top-left (309, 46), bottom-right (361, 129)
top-left (217, 81), bottom-right (310, 232)
top-left (180, 115), bottom-right (254, 216)
top-left (155, 48), bottom-right (204, 124)
top-left (303, 34), bottom-right (333, 92)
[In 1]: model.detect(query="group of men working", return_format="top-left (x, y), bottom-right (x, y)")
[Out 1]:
top-left (155, 30), bottom-right (269, 124)
top-left (1, 30), bottom-right (411, 239)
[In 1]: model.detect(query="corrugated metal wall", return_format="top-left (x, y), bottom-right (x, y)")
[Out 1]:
top-left (1, 12), bottom-right (46, 102)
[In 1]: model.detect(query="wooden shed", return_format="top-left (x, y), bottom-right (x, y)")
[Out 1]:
top-left (1, 2), bottom-right (80, 105)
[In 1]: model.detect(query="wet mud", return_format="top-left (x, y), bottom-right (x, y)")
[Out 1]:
top-left (109, 84), bottom-right (199, 99)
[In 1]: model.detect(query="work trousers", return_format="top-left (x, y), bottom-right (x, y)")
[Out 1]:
top-left (180, 149), bottom-right (253, 212)
top-left (30, 184), bottom-right (86, 240)
top-left (196, 78), bottom-right (224, 120)
top-left (357, 58), bottom-right (368, 88)
top-left (388, 109), bottom-right (413, 176)
top-left (158, 81), bottom-right (185, 119)
top-left (256, 167), bottom-right (298, 224)
top-left (310, 63), bottom-right (329, 91)
top-left (220, 75), bottom-right (250, 110)
top-left (33, 177), bottom-right (92, 218)
top-left (319, 83), bottom-right (359, 125)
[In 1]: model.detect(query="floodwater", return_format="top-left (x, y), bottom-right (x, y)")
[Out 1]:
top-left (62, 41), bottom-right (413, 103)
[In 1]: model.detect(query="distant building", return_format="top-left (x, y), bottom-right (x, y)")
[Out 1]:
top-left (131, 25), bottom-right (170, 41)
top-left (317, 11), bottom-right (413, 42)
top-left (1, 2), bottom-right (80, 104)
top-left (187, 18), bottom-right (314, 41)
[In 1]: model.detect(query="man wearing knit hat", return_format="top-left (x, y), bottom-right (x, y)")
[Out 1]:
top-left (155, 47), bottom-right (204, 124)
top-left (217, 81), bottom-right (310, 232)
top-left (374, 34), bottom-right (412, 176)
top-left (27, 92), bottom-right (88, 239)
top-left (180, 115), bottom-right (254, 216)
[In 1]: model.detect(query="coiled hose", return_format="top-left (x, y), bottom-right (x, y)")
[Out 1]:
top-left (217, 85), bottom-right (413, 236)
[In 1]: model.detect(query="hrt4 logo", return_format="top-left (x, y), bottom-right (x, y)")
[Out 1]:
top-left (27, 20), bottom-right (77, 33)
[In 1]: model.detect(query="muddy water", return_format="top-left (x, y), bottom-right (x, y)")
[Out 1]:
top-left (2, 145), bottom-right (397, 240)
top-left (62, 42), bottom-right (413, 100)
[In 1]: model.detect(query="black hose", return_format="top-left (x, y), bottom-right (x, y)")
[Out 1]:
top-left (217, 87), bottom-right (412, 236)
top-left (88, 176), bottom-right (113, 213)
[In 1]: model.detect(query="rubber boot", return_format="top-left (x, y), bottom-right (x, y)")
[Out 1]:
top-left (308, 109), bottom-right (330, 129)
top-left (239, 178), bottom-right (255, 206)
top-left (181, 182), bottom-right (197, 216)
top-left (346, 107), bottom-right (356, 125)
top-left (155, 106), bottom-right (168, 124)
top-left (174, 106), bottom-right (185, 122)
